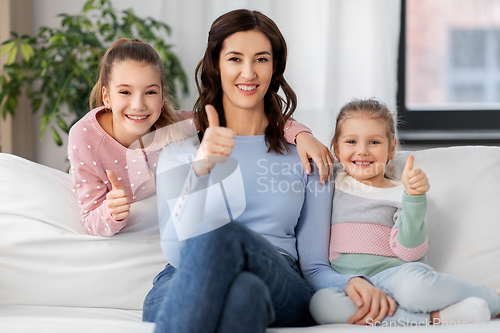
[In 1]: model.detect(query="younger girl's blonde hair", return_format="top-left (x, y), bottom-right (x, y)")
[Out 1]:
top-left (89, 38), bottom-right (177, 128)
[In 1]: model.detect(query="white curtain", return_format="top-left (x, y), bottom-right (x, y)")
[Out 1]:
top-left (157, 0), bottom-right (401, 145)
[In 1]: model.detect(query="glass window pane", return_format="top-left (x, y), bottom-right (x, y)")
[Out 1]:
top-left (451, 30), bottom-right (486, 68)
top-left (496, 31), bottom-right (500, 68)
top-left (406, 0), bottom-right (500, 110)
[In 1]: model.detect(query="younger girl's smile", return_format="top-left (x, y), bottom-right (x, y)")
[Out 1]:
top-left (334, 116), bottom-right (396, 188)
top-left (352, 160), bottom-right (373, 166)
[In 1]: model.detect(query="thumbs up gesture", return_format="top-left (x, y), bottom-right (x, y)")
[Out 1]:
top-left (401, 155), bottom-right (430, 196)
top-left (105, 170), bottom-right (130, 221)
top-left (194, 105), bottom-right (236, 176)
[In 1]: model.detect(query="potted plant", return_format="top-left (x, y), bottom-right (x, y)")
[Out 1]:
top-left (0, 0), bottom-right (188, 145)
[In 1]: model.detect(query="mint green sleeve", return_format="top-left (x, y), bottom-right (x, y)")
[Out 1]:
top-left (394, 192), bottom-right (428, 250)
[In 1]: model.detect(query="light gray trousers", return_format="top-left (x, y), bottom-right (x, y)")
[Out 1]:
top-left (310, 262), bottom-right (500, 326)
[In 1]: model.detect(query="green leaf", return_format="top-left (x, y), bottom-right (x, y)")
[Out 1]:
top-left (51, 127), bottom-right (63, 146)
top-left (56, 116), bottom-right (69, 134)
top-left (0, 40), bottom-right (16, 54)
top-left (20, 42), bottom-right (34, 61)
top-left (6, 95), bottom-right (18, 114)
top-left (2, 103), bottom-right (8, 119)
top-left (6, 47), bottom-right (18, 65)
top-left (32, 98), bottom-right (43, 111)
top-left (40, 113), bottom-right (49, 139)
top-left (1, 74), bottom-right (7, 87)
top-left (83, 0), bottom-right (96, 13)
top-left (61, 16), bottom-right (72, 27)
top-left (48, 34), bottom-right (65, 44)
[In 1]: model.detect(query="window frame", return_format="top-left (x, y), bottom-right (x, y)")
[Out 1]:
top-left (397, 0), bottom-right (500, 145)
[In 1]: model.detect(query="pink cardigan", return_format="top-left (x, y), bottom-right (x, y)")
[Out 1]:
top-left (68, 107), bottom-right (311, 236)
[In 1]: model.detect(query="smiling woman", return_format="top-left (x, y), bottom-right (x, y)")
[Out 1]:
top-left (143, 9), bottom-right (339, 333)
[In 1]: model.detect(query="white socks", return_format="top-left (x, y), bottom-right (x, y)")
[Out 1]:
top-left (438, 297), bottom-right (491, 324)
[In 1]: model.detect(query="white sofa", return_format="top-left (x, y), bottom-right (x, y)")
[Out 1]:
top-left (1, 146), bottom-right (500, 332)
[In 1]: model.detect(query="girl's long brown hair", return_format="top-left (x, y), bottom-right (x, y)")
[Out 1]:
top-left (194, 9), bottom-right (296, 154)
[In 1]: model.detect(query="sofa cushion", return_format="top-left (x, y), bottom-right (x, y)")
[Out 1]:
top-left (393, 146), bottom-right (500, 291)
top-left (0, 153), bottom-right (167, 310)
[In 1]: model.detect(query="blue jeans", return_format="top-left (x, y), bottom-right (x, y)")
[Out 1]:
top-left (143, 222), bottom-right (315, 333)
top-left (310, 262), bottom-right (500, 326)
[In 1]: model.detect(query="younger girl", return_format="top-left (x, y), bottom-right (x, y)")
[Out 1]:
top-left (310, 98), bottom-right (500, 325)
top-left (68, 38), bottom-right (329, 237)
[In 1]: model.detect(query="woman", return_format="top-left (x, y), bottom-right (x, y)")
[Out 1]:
top-left (143, 9), bottom-right (392, 332)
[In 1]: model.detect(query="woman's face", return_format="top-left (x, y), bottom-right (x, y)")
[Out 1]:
top-left (218, 29), bottom-right (273, 115)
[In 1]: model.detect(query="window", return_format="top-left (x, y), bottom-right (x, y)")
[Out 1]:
top-left (397, 0), bottom-right (500, 144)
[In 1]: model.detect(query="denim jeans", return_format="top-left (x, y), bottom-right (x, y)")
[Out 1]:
top-left (310, 262), bottom-right (500, 326)
top-left (143, 222), bottom-right (315, 333)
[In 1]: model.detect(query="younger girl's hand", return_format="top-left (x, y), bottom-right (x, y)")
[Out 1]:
top-left (295, 132), bottom-right (334, 185)
top-left (401, 155), bottom-right (430, 196)
top-left (106, 170), bottom-right (130, 221)
top-left (345, 277), bottom-right (397, 325)
top-left (194, 105), bottom-right (236, 176)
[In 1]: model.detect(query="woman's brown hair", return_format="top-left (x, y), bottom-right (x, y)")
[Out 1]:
top-left (194, 9), bottom-right (296, 154)
top-left (89, 38), bottom-right (177, 128)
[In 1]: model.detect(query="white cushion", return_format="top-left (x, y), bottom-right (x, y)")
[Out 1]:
top-left (0, 153), bottom-right (167, 310)
top-left (0, 305), bottom-right (154, 333)
top-left (392, 146), bottom-right (500, 291)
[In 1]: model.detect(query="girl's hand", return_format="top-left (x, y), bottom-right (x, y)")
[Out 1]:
top-left (106, 170), bottom-right (130, 221)
top-left (401, 155), bottom-right (430, 196)
top-left (345, 277), bottom-right (397, 325)
top-left (296, 132), bottom-right (334, 185)
top-left (194, 105), bottom-right (236, 176)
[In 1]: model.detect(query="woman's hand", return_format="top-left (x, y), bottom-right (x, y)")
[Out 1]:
top-left (401, 155), bottom-right (430, 196)
top-left (105, 170), bottom-right (130, 221)
top-left (345, 277), bottom-right (397, 325)
top-left (295, 132), bottom-right (334, 185)
top-left (194, 105), bottom-right (236, 176)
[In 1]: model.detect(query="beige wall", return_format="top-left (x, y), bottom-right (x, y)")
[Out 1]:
top-left (0, 0), bottom-right (35, 161)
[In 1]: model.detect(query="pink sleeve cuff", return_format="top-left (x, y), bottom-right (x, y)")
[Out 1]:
top-left (284, 120), bottom-right (312, 144)
top-left (83, 201), bottom-right (127, 237)
top-left (389, 227), bottom-right (428, 262)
